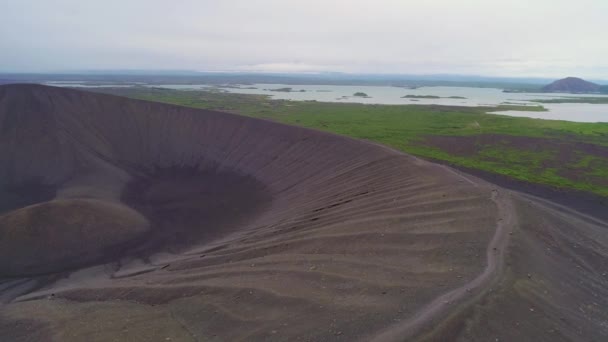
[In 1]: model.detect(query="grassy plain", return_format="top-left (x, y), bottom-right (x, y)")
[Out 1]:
top-left (92, 87), bottom-right (608, 196)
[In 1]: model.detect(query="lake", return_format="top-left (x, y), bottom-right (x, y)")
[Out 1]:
top-left (45, 82), bottom-right (608, 123)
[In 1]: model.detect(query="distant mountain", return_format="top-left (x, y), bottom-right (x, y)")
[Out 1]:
top-left (542, 77), bottom-right (600, 93)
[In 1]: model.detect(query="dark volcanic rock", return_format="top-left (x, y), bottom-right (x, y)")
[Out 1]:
top-left (542, 77), bottom-right (600, 93)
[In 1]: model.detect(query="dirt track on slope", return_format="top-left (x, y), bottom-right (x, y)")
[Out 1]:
top-left (369, 173), bottom-right (516, 341)
top-left (354, 143), bottom-right (516, 341)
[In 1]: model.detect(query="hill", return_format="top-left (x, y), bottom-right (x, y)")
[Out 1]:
top-left (542, 77), bottom-right (600, 93)
top-left (0, 85), bottom-right (607, 341)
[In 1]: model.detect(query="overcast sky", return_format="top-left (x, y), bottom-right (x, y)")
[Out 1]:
top-left (1, 0), bottom-right (607, 78)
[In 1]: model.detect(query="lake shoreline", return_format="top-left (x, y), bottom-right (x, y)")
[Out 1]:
top-left (43, 82), bottom-right (608, 122)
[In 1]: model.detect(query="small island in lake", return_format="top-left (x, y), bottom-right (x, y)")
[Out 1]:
top-left (266, 87), bottom-right (306, 93)
top-left (402, 95), bottom-right (467, 99)
top-left (402, 95), bottom-right (440, 99)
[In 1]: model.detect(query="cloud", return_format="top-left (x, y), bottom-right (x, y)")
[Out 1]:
top-left (234, 63), bottom-right (344, 73)
top-left (1, 0), bottom-right (607, 78)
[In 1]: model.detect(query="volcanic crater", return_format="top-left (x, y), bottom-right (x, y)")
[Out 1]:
top-left (0, 84), bottom-right (607, 341)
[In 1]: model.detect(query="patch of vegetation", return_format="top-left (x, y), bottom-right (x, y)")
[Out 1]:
top-left (353, 92), bottom-right (370, 97)
top-left (266, 87), bottom-right (305, 93)
top-left (217, 84), bottom-right (257, 90)
top-left (402, 95), bottom-right (441, 99)
top-left (90, 87), bottom-right (608, 196)
top-left (402, 95), bottom-right (467, 99)
top-left (492, 104), bottom-right (547, 112)
top-left (527, 97), bottom-right (608, 104)
top-left (502, 89), bottom-right (540, 93)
